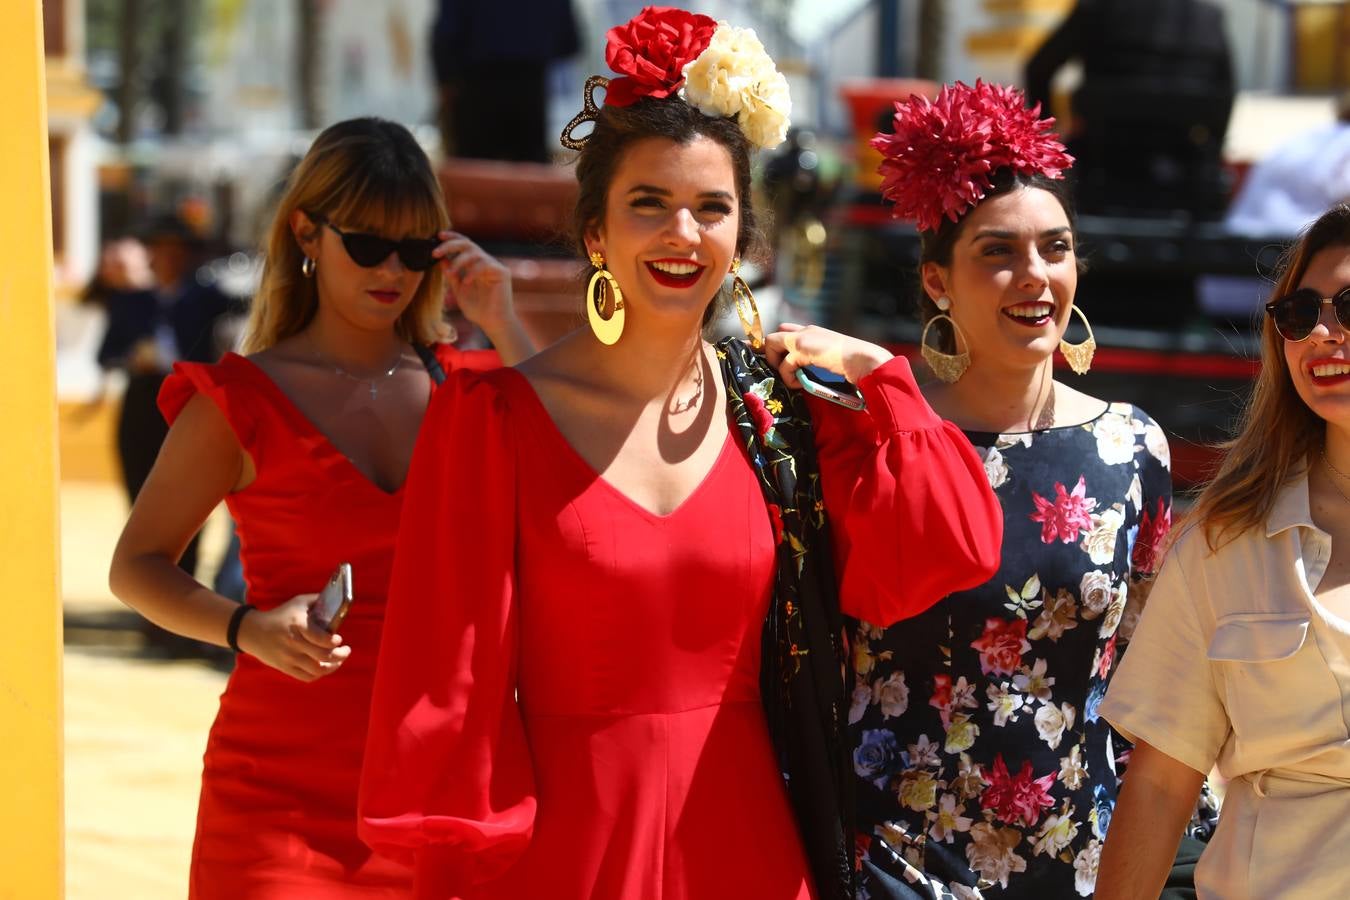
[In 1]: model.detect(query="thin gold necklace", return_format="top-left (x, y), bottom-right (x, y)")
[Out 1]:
top-left (312, 340), bottom-right (405, 400)
top-left (1320, 448), bottom-right (1350, 504)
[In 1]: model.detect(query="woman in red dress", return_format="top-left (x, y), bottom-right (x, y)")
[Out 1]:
top-left (358, 12), bottom-right (1004, 900)
top-left (108, 118), bottom-right (533, 898)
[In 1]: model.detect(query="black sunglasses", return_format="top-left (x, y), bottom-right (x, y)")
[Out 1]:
top-left (308, 213), bottom-right (439, 272)
top-left (1265, 286), bottom-right (1350, 342)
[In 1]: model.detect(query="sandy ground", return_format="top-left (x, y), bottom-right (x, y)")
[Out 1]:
top-left (62, 479), bottom-right (230, 899)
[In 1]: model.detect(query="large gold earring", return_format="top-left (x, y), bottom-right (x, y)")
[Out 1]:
top-left (730, 258), bottom-right (764, 351)
top-left (1058, 304), bottom-right (1096, 375)
top-left (586, 251), bottom-right (625, 345)
top-left (920, 296), bottom-right (971, 383)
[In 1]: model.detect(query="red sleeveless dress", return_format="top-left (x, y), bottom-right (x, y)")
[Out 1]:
top-left (158, 345), bottom-right (496, 899)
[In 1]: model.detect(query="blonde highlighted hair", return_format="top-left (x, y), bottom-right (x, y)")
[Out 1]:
top-left (241, 118), bottom-right (449, 353)
top-left (1191, 203), bottom-right (1350, 548)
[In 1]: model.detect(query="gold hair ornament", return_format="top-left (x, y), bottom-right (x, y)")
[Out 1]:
top-left (561, 76), bottom-right (610, 152)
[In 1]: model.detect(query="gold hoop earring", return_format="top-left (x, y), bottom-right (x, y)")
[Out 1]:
top-left (586, 251), bottom-right (625, 345)
top-left (920, 308), bottom-right (972, 384)
top-left (1058, 304), bottom-right (1096, 375)
top-left (730, 258), bottom-right (764, 351)
top-left (301, 256), bottom-right (316, 278)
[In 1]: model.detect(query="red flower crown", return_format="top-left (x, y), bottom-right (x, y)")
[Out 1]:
top-left (871, 80), bottom-right (1074, 233)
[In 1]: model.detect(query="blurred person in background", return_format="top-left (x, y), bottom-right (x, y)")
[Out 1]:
top-left (92, 220), bottom-right (239, 654)
top-left (430, 0), bottom-right (580, 162)
top-left (108, 117), bottom-right (533, 898)
top-left (1025, 0), bottom-right (1235, 219)
top-left (1098, 204), bottom-right (1350, 900)
top-left (1225, 90), bottom-right (1350, 238)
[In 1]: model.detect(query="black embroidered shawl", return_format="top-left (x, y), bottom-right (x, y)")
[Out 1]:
top-left (716, 337), bottom-right (856, 900)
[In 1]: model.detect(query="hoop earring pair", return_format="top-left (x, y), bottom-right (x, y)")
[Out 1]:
top-left (586, 251), bottom-right (625, 345)
top-left (920, 296), bottom-right (972, 383)
top-left (920, 298), bottom-right (1096, 381)
top-left (730, 258), bottom-right (764, 350)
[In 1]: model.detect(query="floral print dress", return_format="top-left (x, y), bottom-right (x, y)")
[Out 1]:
top-left (852, 404), bottom-right (1174, 899)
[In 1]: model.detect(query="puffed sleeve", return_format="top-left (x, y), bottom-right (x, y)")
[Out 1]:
top-left (808, 355), bottom-right (1003, 627)
top-left (436, 342), bottom-right (501, 374)
top-left (358, 369), bottom-right (535, 897)
top-left (158, 356), bottom-right (261, 459)
top-left (1099, 528), bottom-right (1229, 776)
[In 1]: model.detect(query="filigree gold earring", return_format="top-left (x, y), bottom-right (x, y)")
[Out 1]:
top-left (920, 296), bottom-right (972, 383)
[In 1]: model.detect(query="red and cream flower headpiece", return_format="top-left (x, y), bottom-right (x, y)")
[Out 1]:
top-left (561, 6), bottom-right (792, 152)
top-left (871, 80), bottom-right (1074, 232)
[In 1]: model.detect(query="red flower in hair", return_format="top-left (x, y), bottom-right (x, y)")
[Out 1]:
top-left (870, 80), bottom-right (1074, 232)
top-left (604, 7), bottom-right (717, 107)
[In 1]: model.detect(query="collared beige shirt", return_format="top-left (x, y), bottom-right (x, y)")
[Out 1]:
top-left (1101, 470), bottom-right (1350, 899)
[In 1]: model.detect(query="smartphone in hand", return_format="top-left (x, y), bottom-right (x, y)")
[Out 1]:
top-left (309, 562), bottom-right (353, 633)
top-left (796, 364), bottom-right (867, 411)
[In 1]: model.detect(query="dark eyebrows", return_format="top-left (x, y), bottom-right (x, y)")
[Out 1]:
top-left (626, 184), bottom-right (735, 201)
top-left (972, 226), bottom-right (1073, 241)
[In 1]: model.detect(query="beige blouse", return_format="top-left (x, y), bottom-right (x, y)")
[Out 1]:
top-left (1101, 471), bottom-right (1350, 899)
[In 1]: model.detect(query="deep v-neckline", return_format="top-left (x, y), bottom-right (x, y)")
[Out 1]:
top-left (502, 367), bottom-right (737, 521)
top-left (229, 352), bottom-right (430, 498)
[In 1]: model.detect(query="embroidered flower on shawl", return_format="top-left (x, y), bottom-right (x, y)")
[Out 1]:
top-left (1029, 476), bottom-right (1096, 544)
top-left (986, 681), bottom-right (1026, 726)
top-left (603, 7), bottom-right (717, 107)
top-left (983, 755), bottom-right (1056, 827)
top-left (1078, 570), bottom-right (1113, 619)
top-left (971, 617), bottom-right (1031, 676)
top-left (871, 80), bottom-right (1073, 232)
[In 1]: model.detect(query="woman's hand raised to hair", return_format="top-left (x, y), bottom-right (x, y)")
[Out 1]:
top-left (434, 231), bottom-right (536, 364)
top-left (435, 231), bottom-right (513, 331)
top-left (764, 323), bottom-right (894, 389)
top-left (235, 593), bottom-right (351, 682)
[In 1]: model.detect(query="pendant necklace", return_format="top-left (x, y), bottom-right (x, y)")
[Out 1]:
top-left (1321, 448), bottom-right (1350, 505)
top-left (313, 341), bottom-right (405, 400)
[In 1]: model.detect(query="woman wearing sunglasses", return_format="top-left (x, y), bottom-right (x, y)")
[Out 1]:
top-left (108, 117), bottom-right (533, 897)
top-left (1096, 203), bottom-right (1350, 899)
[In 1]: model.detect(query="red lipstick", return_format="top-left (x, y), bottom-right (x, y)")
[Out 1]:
top-left (368, 290), bottom-right (400, 305)
top-left (644, 260), bottom-right (706, 289)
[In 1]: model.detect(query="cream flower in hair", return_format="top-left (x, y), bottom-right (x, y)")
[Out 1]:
top-left (681, 24), bottom-right (792, 150)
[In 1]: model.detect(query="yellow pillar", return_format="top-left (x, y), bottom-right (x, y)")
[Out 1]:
top-left (0, 3), bottom-right (64, 898)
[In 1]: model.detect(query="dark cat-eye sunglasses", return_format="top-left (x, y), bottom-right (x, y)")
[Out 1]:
top-left (307, 212), bottom-right (440, 272)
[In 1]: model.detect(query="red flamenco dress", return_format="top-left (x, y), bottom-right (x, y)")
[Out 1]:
top-left (158, 345), bottom-right (496, 899)
top-left (359, 353), bottom-right (1003, 899)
